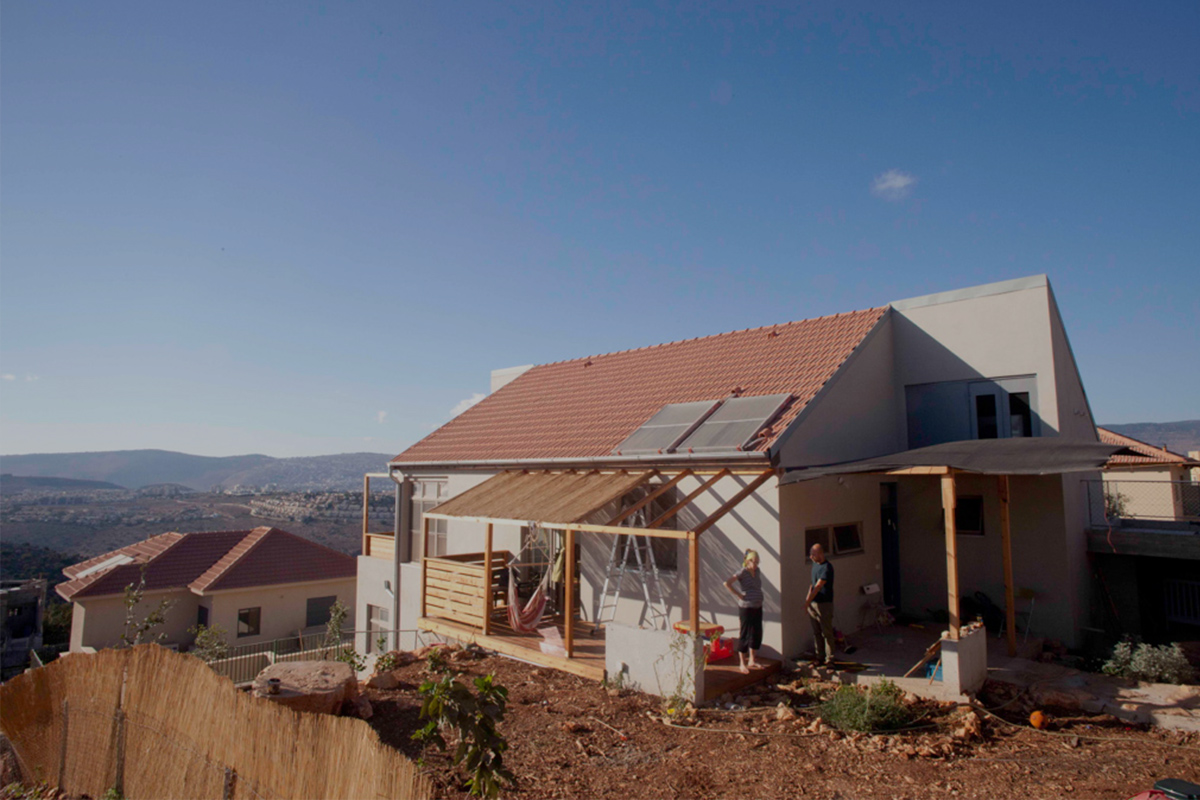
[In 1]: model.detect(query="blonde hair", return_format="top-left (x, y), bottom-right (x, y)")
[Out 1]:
top-left (743, 549), bottom-right (759, 567)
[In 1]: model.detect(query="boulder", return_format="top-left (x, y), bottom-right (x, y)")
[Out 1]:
top-left (367, 671), bottom-right (399, 690)
top-left (253, 661), bottom-right (358, 716)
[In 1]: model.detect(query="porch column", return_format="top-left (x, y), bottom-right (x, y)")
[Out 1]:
top-left (420, 516), bottom-right (430, 619)
top-left (941, 472), bottom-right (960, 639)
top-left (564, 528), bottom-right (576, 658)
top-left (362, 474), bottom-right (370, 552)
top-left (998, 475), bottom-right (1017, 657)
top-left (688, 531), bottom-right (700, 635)
top-left (483, 523), bottom-right (494, 636)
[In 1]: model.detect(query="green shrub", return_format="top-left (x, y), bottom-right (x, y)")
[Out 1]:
top-left (413, 672), bottom-right (514, 797)
top-left (818, 680), bottom-right (915, 733)
top-left (1102, 639), bottom-right (1196, 684)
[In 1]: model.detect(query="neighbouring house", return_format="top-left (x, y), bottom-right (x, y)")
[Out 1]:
top-left (1087, 428), bottom-right (1200, 643)
top-left (57, 527), bottom-right (356, 653)
top-left (1095, 426), bottom-right (1200, 523)
top-left (357, 275), bottom-right (1129, 700)
top-left (1, 579), bottom-right (46, 673)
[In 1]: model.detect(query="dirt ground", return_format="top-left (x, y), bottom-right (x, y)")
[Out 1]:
top-left (365, 647), bottom-right (1200, 800)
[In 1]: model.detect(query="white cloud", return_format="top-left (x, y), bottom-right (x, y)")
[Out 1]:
top-left (450, 392), bottom-right (487, 418)
top-left (25, 375), bottom-right (39, 382)
top-left (1, 374), bottom-right (14, 381)
top-left (871, 169), bottom-right (917, 201)
top-left (376, 410), bottom-right (387, 424)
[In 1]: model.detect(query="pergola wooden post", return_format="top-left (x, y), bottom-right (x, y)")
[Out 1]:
top-left (688, 531), bottom-right (700, 635)
top-left (420, 516), bottom-right (431, 618)
top-left (998, 475), bottom-right (1017, 657)
top-left (483, 523), bottom-right (494, 636)
top-left (941, 472), bottom-right (961, 639)
top-left (564, 527), bottom-right (576, 658)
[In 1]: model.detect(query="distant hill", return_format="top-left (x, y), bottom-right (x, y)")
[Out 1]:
top-left (0, 474), bottom-right (126, 493)
top-left (1102, 420), bottom-right (1200, 457)
top-left (0, 450), bottom-right (393, 492)
top-left (0, 542), bottom-right (83, 582)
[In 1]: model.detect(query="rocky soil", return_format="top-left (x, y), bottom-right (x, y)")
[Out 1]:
top-left (359, 645), bottom-right (1200, 800)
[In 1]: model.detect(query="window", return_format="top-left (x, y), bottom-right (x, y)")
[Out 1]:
top-left (305, 596), bottom-right (337, 628)
top-left (806, 523), bottom-right (863, 558)
top-left (1009, 392), bottom-right (1033, 438)
top-left (614, 485), bottom-right (679, 571)
top-left (410, 479), bottom-right (449, 559)
top-left (832, 523), bottom-right (864, 554)
top-left (954, 496), bottom-right (985, 536)
top-left (196, 606), bottom-right (209, 627)
top-left (969, 378), bottom-right (1039, 440)
top-left (974, 394), bottom-right (999, 439)
top-left (237, 607), bottom-right (261, 638)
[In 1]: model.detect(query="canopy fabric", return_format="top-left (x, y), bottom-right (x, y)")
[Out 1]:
top-left (780, 438), bottom-right (1130, 485)
top-left (428, 469), bottom-right (653, 523)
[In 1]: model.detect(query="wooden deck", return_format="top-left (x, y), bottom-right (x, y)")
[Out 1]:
top-left (419, 614), bottom-right (780, 702)
top-left (418, 615), bottom-right (606, 681)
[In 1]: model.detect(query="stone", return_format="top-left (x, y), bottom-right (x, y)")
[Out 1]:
top-left (775, 704), bottom-right (797, 722)
top-left (367, 671), bottom-right (399, 690)
top-left (253, 661), bottom-right (358, 716)
top-left (351, 695), bottom-right (374, 719)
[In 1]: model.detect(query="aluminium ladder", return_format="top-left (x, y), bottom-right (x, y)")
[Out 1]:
top-left (592, 506), bottom-right (670, 633)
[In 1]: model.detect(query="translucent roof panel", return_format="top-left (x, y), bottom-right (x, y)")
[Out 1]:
top-left (613, 400), bottom-right (722, 455)
top-left (674, 393), bottom-right (793, 453)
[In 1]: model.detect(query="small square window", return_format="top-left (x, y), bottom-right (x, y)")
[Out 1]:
top-left (833, 523), bottom-right (864, 554)
top-left (237, 607), bottom-right (261, 638)
top-left (305, 596), bottom-right (337, 628)
top-left (804, 527), bottom-right (831, 560)
top-left (955, 496), bottom-right (985, 536)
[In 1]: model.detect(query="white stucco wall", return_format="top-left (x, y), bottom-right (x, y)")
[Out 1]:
top-left (205, 578), bottom-right (356, 647)
top-left (778, 475), bottom-right (884, 657)
top-left (70, 589), bottom-right (198, 652)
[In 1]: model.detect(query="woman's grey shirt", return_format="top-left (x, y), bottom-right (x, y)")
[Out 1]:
top-left (734, 568), bottom-right (763, 609)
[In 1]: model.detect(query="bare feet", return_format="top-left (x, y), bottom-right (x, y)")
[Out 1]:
top-left (747, 661), bottom-right (760, 670)
top-left (738, 664), bottom-right (750, 674)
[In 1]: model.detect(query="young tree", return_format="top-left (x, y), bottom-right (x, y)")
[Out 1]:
top-left (120, 566), bottom-right (176, 647)
top-left (187, 623), bottom-right (230, 662)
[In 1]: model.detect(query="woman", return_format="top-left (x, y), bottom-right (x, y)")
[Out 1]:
top-left (723, 549), bottom-right (764, 673)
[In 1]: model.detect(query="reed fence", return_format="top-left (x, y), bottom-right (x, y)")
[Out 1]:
top-left (0, 645), bottom-right (431, 800)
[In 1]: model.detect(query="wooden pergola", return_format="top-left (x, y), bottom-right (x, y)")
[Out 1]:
top-left (417, 467), bottom-right (776, 659)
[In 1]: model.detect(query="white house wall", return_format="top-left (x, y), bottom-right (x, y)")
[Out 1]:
top-left (205, 579), bottom-right (356, 648)
top-left (778, 475), bottom-right (884, 658)
top-left (70, 589), bottom-right (199, 652)
top-left (775, 314), bottom-right (902, 468)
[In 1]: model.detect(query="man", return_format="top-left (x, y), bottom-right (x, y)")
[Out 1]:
top-left (806, 543), bottom-right (836, 666)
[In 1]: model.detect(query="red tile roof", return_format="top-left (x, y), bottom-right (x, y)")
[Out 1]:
top-left (1097, 427), bottom-right (1193, 466)
top-left (394, 307), bottom-right (887, 464)
top-left (56, 527), bottom-right (355, 601)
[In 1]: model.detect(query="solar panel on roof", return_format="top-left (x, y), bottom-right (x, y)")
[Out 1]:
top-left (613, 400), bottom-right (722, 455)
top-left (674, 393), bottom-right (792, 453)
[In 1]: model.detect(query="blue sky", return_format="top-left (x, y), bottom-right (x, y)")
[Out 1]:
top-left (2, 2), bottom-right (1197, 458)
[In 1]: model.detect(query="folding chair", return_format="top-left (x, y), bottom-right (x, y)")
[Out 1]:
top-left (859, 583), bottom-right (894, 632)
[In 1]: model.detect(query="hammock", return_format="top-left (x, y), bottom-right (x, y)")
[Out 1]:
top-left (506, 565), bottom-right (551, 634)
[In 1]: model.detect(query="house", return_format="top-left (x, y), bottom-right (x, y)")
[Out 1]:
top-left (1, 579), bottom-right (46, 673)
top-left (1095, 426), bottom-right (1200, 523)
top-left (357, 275), bottom-right (1124, 699)
top-left (1088, 428), bottom-right (1200, 644)
top-left (57, 527), bottom-right (356, 653)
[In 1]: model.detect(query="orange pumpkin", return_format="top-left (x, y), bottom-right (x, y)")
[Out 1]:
top-left (1029, 710), bottom-right (1047, 729)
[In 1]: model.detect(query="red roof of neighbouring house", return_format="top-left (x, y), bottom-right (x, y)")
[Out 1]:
top-left (393, 307), bottom-right (888, 464)
top-left (1097, 427), bottom-right (1193, 467)
top-left (56, 527), bottom-right (356, 601)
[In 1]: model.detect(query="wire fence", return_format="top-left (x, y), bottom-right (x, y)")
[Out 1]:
top-left (0, 645), bottom-right (431, 799)
top-left (1086, 479), bottom-right (1200, 527)
top-left (202, 629), bottom-right (436, 685)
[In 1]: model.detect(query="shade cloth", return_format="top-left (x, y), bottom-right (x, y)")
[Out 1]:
top-left (780, 438), bottom-right (1130, 485)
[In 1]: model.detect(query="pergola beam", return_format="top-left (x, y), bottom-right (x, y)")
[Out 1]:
top-left (648, 469), bottom-right (730, 529)
top-left (692, 470), bottom-right (777, 535)
top-left (606, 470), bottom-right (691, 526)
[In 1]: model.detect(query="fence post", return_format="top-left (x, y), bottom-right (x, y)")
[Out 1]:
top-left (223, 766), bottom-right (237, 800)
top-left (112, 708), bottom-right (126, 797)
top-left (57, 700), bottom-right (69, 790)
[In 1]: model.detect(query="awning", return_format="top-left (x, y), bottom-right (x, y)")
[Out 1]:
top-left (780, 438), bottom-right (1130, 485)
top-left (428, 470), bottom-right (654, 524)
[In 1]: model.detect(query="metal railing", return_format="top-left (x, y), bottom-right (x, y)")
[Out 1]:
top-left (1086, 479), bottom-right (1200, 527)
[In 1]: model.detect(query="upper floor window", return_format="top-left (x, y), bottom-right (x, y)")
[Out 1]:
top-left (907, 374), bottom-right (1039, 448)
top-left (969, 378), bottom-right (1038, 440)
top-left (411, 479), bottom-right (448, 559)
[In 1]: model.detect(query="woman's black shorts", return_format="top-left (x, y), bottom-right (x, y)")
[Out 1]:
top-left (738, 605), bottom-right (763, 653)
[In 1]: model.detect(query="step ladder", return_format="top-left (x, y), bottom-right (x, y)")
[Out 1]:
top-left (593, 507), bottom-right (670, 633)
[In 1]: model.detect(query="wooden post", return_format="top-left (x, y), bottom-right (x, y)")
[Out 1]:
top-left (362, 474), bottom-right (370, 556)
top-left (564, 528), bottom-right (576, 658)
top-left (58, 699), bottom-right (69, 790)
top-left (483, 523), bottom-right (494, 636)
top-left (420, 516), bottom-right (431, 619)
top-left (941, 472), bottom-right (961, 640)
top-left (688, 531), bottom-right (700, 636)
top-left (999, 475), bottom-right (1017, 657)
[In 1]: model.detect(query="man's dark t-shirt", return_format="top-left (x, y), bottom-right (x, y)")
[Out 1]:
top-left (811, 560), bottom-right (834, 603)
